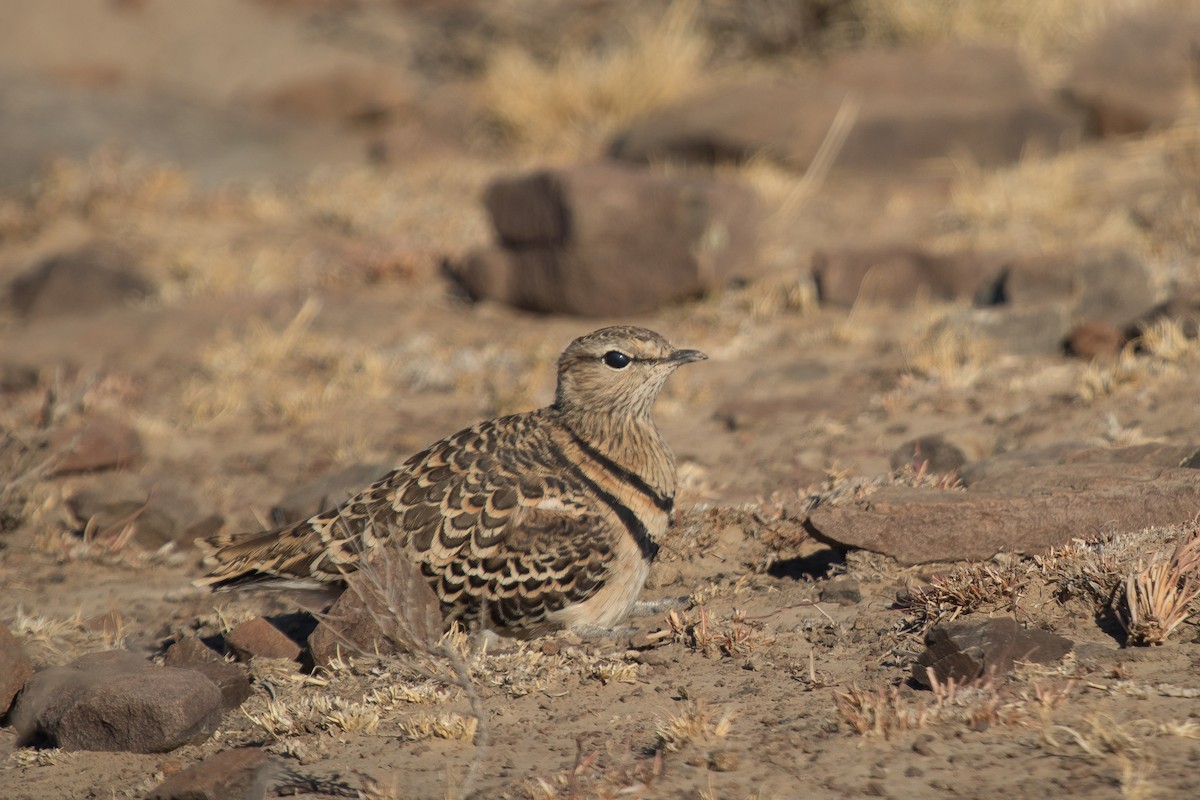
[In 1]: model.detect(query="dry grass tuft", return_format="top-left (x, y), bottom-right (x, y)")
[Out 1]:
top-left (897, 561), bottom-right (1030, 630)
top-left (480, 0), bottom-right (711, 155)
top-left (663, 606), bottom-right (776, 658)
top-left (1079, 318), bottom-right (1199, 402)
top-left (1118, 526), bottom-right (1200, 646)
top-left (398, 711), bottom-right (479, 743)
top-left (183, 298), bottom-right (396, 426)
top-left (655, 699), bottom-right (734, 752)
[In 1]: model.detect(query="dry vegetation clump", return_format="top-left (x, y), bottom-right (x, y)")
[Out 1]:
top-left (835, 672), bottom-right (1075, 737)
top-left (480, 0), bottom-right (712, 156)
top-left (663, 606), bottom-right (776, 658)
top-left (896, 561), bottom-right (1032, 631)
top-left (655, 699), bottom-right (735, 752)
top-left (896, 524), bottom-right (1200, 646)
top-left (1078, 317), bottom-right (1200, 402)
top-left (1118, 526), bottom-right (1200, 646)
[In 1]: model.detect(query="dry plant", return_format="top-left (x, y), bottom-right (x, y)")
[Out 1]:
top-left (834, 683), bottom-right (929, 737)
top-left (481, 0), bottom-right (711, 155)
top-left (1079, 318), bottom-right (1199, 402)
top-left (182, 297), bottom-right (396, 426)
top-left (850, 0), bottom-right (1161, 68)
top-left (655, 699), bottom-right (734, 752)
top-left (663, 606), bottom-right (775, 658)
top-left (526, 736), bottom-right (663, 800)
top-left (897, 561), bottom-right (1030, 630)
top-left (1118, 526), bottom-right (1200, 646)
top-left (902, 314), bottom-right (990, 390)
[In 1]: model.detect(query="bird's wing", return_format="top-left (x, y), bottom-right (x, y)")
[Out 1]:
top-left (197, 413), bottom-right (617, 621)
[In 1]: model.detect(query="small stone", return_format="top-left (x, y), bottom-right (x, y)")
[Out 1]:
top-left (48, 417), bottom-right (142, 475)
top-left (707, 749), bottom-right (739, 772)
top-left (225, 618), bottom-right (302, 663)
top-left (820, 577), bottom-right (862, 605)
top-left (0, 621), bottom-right (33, 716)
top-left (540, 639), bottom-right (560, 656)
top-left (10, 650), bottom-right (223, 752)
top-left (145, 747), bottom-right (276, 800)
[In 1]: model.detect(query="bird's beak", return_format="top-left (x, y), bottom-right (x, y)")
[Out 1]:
top-left (667, 348), bottom-right (708, 364)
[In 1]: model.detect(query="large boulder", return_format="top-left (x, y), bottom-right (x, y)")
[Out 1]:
top-left (612, 44), bottom-right (1083, 174)
top-left (10, 650), bottom-right (224, 753)
top-left (447, 162), bottom-right (759, 316)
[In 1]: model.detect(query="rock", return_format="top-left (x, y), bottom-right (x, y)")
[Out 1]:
top-left (269, 462), bottom-right (391, 526)
top-left (812, 248), bottom-right (1005, 308)
top-left (819, 577), bottom-right (862, 606)
top-left (612, 44), bottom-right (1082, 173)
top-left (990, 250), bottom-right (1156, 328)
top-left (1064, 10), bottom-right (1200, 136)
top-left (10, 650), bottom-right (223, 752)
top-left (145, 747), bottom-right (277, 800)
top-left (64, 473), bottom-right (223, 550)
top-left (7, 244), bottom-right (155, 320)
top-left (260, 68), bottom-right (411, 125)
top-left (447, 163), bottom-right (759, 316)
top-left (0, 362), bottom-right (39, 393)
top-left (163, 638), bottom-right (252, 711)
top-left (960, 443), bottom-right (1200, 485)
top-left (308, 551), bottom-right (443, 667)
top-left (806, 463), bottom-right (1200, 564)
top-left (0, 621), bottom-right (33, 718)
top-left (889, 435), bottom-right (967, 476)
top-left (48, 417), bottom-right (142, 475)
top-left (1064, 321), bottom-right (1125, 360)
top-left (912, 617), bottom-right (1073, 687)
top-left (225, 618), bottom-right (302, 663)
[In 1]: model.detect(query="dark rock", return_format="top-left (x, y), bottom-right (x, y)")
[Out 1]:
top-left (612, 44), bottom-right (1083, 173)
top-left (145, 747), bottom-right (276, 800)
top-left (991, 250), bottom-right (1156, 328)
top-left (913, 617), bottom-right (1073, 687)
top-left (225, 617), bottom-right (302, 663)
top-left (163, 638), bottom-right (252, 711)
top-left (1064, 9), bottom-right (1200, 136)
top-left (890, 435), bottom-right (967, 476)
top-left (10, 650), bottom-right (223, 752)
top-left (819, 577), bottom-right (862, 606)
top-left (954, 306), bottom-right (1072, 357)
top-left (308, 551), bottom-right (443, 667)
top-left (0, 362), bottom-right (39, 393)
top-left (447, 163), bottom-right (759, 316)
top-left (64, 473), bottom-right (223, 550)
top-left (1064, 321), bottom-right (1125, 360)
top-left (812, 248), bottom-right (1005, 308)
top-left (807, 463), bottom-right (1200, 564)
top-left (47, 417), bottom-right (142, 475)
top-left (269, 462), bottom-right (391, 526)
top-left (0, 621), bottom-right (33, 718)
top-left (8, 244), bottom-right (154, 320)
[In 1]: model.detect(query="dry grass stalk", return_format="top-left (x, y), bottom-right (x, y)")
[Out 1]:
top-left (834, 683), bottom-right (929, 737)
top-left (1119, 526), bottom-right (1200, 646)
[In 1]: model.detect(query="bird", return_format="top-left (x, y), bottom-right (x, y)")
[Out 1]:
top-left (196, 325), bottom-right (706, 636)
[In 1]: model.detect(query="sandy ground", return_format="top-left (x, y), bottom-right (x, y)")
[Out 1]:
top-left (2, 2), bottom-right (1200, 798)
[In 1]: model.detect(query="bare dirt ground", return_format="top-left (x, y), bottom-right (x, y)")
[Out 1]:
top-left (3, 2), bottom-right (1200, 798)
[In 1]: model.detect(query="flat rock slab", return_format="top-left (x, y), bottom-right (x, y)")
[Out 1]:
top-left (913, 617), bottom-right (1073, 687)
top-left (10, 650), bottom-right (223, 752)
top-left (146, 747), bottom-right (277, 800)
top-left (806, 463), bottom-right (1200, 564)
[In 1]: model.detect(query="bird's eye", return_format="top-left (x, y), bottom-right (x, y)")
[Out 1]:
top-left (603, 351), bottom-right (631, 369)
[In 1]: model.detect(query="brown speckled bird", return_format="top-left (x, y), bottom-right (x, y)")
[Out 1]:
top-left (197, 326), bottom-right (706, 635)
